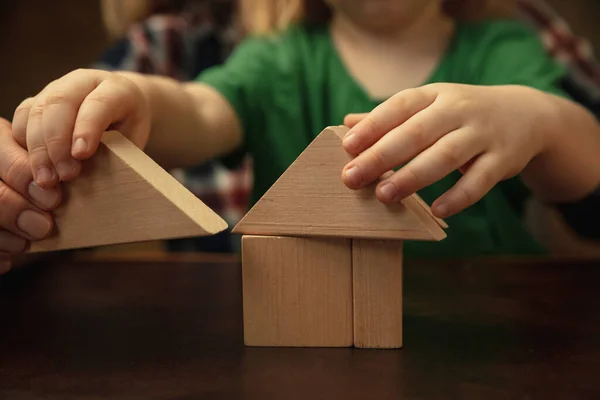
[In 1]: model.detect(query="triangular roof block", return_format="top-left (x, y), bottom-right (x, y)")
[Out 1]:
top-left (28, 131), bottom-right (228, 253)
top-left (233, 126), bottom-right (447, 241)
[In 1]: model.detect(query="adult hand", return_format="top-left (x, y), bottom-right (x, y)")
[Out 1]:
top-left (0, 117), bottom-right (60, 260)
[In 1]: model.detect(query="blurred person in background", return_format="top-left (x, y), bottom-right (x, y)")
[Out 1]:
top-left (94, 0), bottom-right (600, 256)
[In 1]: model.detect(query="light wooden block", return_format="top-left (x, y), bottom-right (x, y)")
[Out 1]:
top-left (233, 126), bottom-right (446, 241)
top-left (241, 235), bottom-right (353, 347)
top-left (28, 131), bottom-right (227, 253)
top-left (352, 239), bottom-right (403, 349)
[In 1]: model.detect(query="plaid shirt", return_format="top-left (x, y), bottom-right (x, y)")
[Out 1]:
top-left (93, 0), bottom-right (600, 252)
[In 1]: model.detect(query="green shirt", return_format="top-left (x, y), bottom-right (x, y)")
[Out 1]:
top-left (198, 19), bottom-right (569, 257)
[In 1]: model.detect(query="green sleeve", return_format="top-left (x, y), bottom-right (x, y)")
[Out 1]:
top-left (195, 35), bottom-right (277, 167)
top-left (473, 20), bottom-right (572, 215)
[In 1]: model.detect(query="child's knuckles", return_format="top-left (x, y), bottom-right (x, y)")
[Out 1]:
top-left (13, 97), bottom-right (34, 119)
top-left (84, 91), bottom-right (116, 108)
top-left (471, 167), bottom-right (497, 196)
top-left (406, 121), bottom-right (429, 149)
top-left (109, 74), bottom-right (142, 99)
top-left (65, 68), bottom-right (108, 80)
top-left (437, 144), bottom-right (462, 169)
top-left (450, 96), bottom-right (479, 115)
top-left (447, 185), bottom-right (476, 212)
top-left (28, 100), bottom-right (46, 120)
top-left (44, 133), bottom-right (70, 149)
top-left (27, 141), bottom-right (50, 160)
top-left (44, 90), bottom-right (75, 108)
top-left (359, 115), bottom-right (384, 138)
top-left (389, 91), bottom-right (412, 110)
top-left (395, 164), bottom-right (423, 194)
top-left (365, 146), bottom-right (393, 174)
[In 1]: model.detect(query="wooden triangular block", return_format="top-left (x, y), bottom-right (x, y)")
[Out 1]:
top-left (28, 131), bottom-right (228, 253)
top-left (233, 126), bottom-right (446, 241)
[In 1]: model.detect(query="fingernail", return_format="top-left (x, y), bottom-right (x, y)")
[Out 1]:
top-left (56, 160), bottom-right (76, 180)
top-left (17, 210), bottom-right (51, 239)
top-left (36, 166), bottom-right (54, 184)
top-left (0, 231), bottom-right (27, 253)
top-left (28, 181), bottom-right (60, 209)
top-left (379, 182), bottom-right (398, 201)
top-left (72, 138), bottom-right (88, 156)
top-left (343, 165), bottom-right (363, 187)
top-left (435, 203), bottom-right (449, 218)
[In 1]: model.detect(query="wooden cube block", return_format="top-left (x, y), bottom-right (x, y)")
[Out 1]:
top-left (352, 239), bottom-right (403, 348)
top-left (241, 235), bottom-right (353, 347)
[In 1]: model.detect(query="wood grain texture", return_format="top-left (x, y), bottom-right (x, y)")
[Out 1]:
top-left (241, 235), bottom-right (353, 347)
top-left (233, 126), bottom-right (446, 241)
top-left (28, 131), bottom-right (228, 253)
top-left (353, 239), bottom-right (403, 348)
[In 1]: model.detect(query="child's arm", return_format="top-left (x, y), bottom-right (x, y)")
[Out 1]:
top-left (340, 83), bottom-right (600, 219)
top-left (10, 69), bottom-right (242, 189)
top-left (518, 89), bottom-right (600, 203)
top-left (119, 72), bottom-right (243, 169)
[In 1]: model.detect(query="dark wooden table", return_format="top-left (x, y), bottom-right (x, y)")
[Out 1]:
top-left (1, 252), bottom-right (599, 399)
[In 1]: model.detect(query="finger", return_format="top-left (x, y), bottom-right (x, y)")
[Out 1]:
top-left (41, 88), bottom-right (94, 182)
top-left (12, 97), bottom-right (34, 148)
top-left (342, 103), bottom-right (462, 190)
top-left (342, 87), bottom-right (437, 156)
top-left (343, 113), bottom-right (368, 129)
top-left (72, 75), bottom-right (146, 160)
top-left (0, 230), bottom-right (27, 255)
top-left (40, 70), bottom-right (113, 182)
top-left (26, 95), bottom-right (59, 188)
top-left (42, 70), bottom-right (118, 181)
top-left (26, 70), bottom-right (114, 184)
top-left (375, 128), bottom-right (484, 203)
top-left (0, 123), bottom-right (62, 210)
top-left (431, 153), bottom-right (504, 218)
top-left (0, 180), bottom-right (53, 241)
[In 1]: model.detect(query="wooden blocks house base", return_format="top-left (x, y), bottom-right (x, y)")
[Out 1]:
top-left (235, 126), bottom-right (448, 349)
top-left (240, 235), bottom-right (403, 349)
top-left (241, 235), bottom-right (353, 347)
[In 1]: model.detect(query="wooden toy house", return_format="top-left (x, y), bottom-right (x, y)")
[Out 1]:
top-left (233, 126), bottom-right (447, 348)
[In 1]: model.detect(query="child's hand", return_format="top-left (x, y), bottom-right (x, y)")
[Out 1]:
top-left (0, 69), bottom-right (150, 256)
top-left (12, 69), bottom-right (151, 189)
top-left (341, 83), bottom-right (550, 218)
